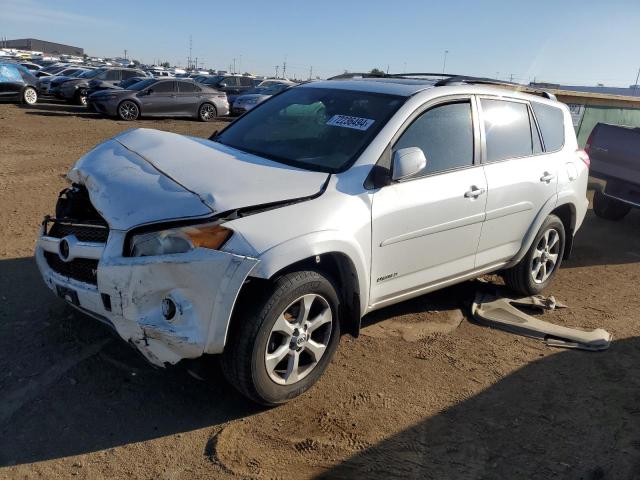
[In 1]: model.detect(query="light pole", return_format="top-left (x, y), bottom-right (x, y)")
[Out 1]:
top-left (442, 50), bottom-right (449, 73)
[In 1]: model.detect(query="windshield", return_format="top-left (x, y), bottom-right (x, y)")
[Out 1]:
top-left (214, 87), bottom-right (404, 172)
top-left (128, 78), bottom-right (156, 91)
top-left (78, 69), bottom-right (102, 79)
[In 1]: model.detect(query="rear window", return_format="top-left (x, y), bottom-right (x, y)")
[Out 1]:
top-left (531, 102), bottom-right (565, 152)
top-left (481, 99), bottom-right (534, 162)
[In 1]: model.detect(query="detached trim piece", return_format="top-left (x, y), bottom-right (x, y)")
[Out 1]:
top-left (471, 291), bottom-right (612, 351)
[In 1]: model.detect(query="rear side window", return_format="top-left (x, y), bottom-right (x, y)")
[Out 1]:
top-left (394, 101), bottom-right (474, 176)
top-left (239, 77), bottom-right (253, 86)
top-left (220, 77), bottom-right (238, 87)
top-left (121, 70), bottom-right (139, 80)
top-left (103, 70), bottom-right (121, 81)
top-left (531, 102), bottom-right (565, 152)
top-left (178, 81), bottom-right (200, 92)
top-left (481, 99), bottom-right (533, 162)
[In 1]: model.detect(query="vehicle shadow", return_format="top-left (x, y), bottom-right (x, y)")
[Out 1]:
top-left (0, 256), bottom-right (261, 466)
top-left (562, 208), bottom-right (640, 269)
top-left (317, 335), bottom-right (640, 480)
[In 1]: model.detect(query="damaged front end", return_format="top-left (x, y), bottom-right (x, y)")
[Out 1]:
top-left (36, 184), bottom-right (259, 367)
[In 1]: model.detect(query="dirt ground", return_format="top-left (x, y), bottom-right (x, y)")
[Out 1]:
top-left (1, 101), bottom-right (640, 480)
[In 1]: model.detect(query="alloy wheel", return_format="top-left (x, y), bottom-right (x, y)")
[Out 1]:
top-left (23, 87), bottom-right (37, 105)
top-left (119, 102), bottom-right (138, 120)
top-left (200, 104), bottom-right (216, 121)
top-left (264, 294), bottom-right (333, 385)
top-left (531, 228), bottom-right (560, 284)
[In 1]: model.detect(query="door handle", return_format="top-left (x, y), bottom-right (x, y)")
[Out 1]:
top-left (540, 172), bottom-right (555, 183)
top-left (464, 186), bottom-right (486, 198)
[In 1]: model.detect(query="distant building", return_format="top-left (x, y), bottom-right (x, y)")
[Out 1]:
top-left (1, 38), bottom-right (83, 56)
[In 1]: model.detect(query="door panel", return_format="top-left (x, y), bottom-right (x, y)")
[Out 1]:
top-left (370, 167), bottom-right (487, 304)
top-left (475, 97), bottom-right (558, 267)
top-left (369, 98), bottom-right (486, 306)
top-left (138, 81), bottom-right (176, 115)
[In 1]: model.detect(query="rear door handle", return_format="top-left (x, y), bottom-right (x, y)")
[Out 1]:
top-left (540, 172), bottom-right (555, 183)
top-left (464, 186), bottom-right (486, 198)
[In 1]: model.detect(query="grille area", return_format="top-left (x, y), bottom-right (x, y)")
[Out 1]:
top-left (48, 221), bottom-right (109, 243)
top-left (44, 251), bottom-right (99, 285)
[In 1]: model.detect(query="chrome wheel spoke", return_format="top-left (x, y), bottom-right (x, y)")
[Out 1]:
top-left (304, 339), bottom-right (327, 363)
top-left (297, 294), bottom-right (316, 324)
top-left (265, 344), bottom-right (289, 373)
top-left (284, 351), bottom-right (300, 383)
top-left (272, 313), bottom-right (295, 336)
top-left (307, 309), bottom-right (332, 335)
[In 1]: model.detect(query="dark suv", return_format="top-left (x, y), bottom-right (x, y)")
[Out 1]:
top-left (201, 75), bottom-right (254, 103)
top-left (56, 67), bottom-right (147, 105)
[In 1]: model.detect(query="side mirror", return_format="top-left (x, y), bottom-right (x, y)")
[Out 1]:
top-left (146, 88), bottom-right (154, 95)
top-left (391, 147), bottom-right (427, 181)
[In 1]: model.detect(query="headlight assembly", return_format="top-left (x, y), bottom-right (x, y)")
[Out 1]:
top-left (129, 222), bottom-right (232, 257)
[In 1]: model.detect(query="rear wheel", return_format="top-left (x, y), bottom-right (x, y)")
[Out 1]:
top-left (117, 100), bottom-right (139, 121)
top-left (198, 102), bottom-right (217, 121)
top-left (22, 86), bottom-right (37, 105)
top-left (503, 214), bottom-right (565, 296)
top-left (222, 270), bottom-right (341, 405)
top-left (593, 190), bottom-right (631, 221)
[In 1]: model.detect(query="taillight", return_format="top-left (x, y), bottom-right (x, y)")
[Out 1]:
top-left (576, 149), bottom-right (590, 168)
top-left (584, 126), bottom-right (596, 156)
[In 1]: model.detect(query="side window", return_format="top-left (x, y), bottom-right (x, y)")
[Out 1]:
top-left (153, 81), bottom-right (175, 93)
top-left (531, 102), bottom-right (565, 152)
top-left (239, 76), bottom-right (253, 86)
top-left (104, 70), bottom-right (121, 81)
top-left (0, 65), bottom-right (21, 82)
top-left (220, 77), bottom-right (238, 87)
top-left (393, 101), bottom-right (474, 176)
top-left (481, 99), bottom-right (533, 162)
top-left (121, 70), bottom-right (138, 80)
top-left (178, 81), bottom-right (200, 92)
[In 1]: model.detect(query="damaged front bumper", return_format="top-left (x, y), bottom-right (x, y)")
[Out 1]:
top-left (36, 226), bottom-right (258, 367)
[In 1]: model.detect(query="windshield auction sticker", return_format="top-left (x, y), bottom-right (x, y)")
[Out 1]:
top-left (327, 115), bottom-right (375, 131)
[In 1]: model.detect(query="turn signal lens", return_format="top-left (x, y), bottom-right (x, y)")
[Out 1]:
top-left (182, 224), bottom-right (232, 250)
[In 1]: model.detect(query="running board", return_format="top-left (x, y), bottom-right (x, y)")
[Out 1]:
top-left (471, 291), bottom-right (612, 351)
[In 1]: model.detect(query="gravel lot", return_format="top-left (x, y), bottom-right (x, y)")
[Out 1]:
top-left (1, 101), bottom-right (640, 480)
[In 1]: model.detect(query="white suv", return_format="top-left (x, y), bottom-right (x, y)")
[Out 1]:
top-left (36, 75), bottom-right (589, 404)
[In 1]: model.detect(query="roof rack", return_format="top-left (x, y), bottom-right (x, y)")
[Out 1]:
top-left (327, 72), bottom-right (557, 100)
top-left (435, 75), bottom-right (557, 100)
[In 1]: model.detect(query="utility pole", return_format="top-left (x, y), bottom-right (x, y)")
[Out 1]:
top-left (509, 73), bottom-right (514, 82)
top-left (442, 49), bottom-right (449, 73)
top-left (124, 49), bottom-right (127, 60)
top-left (189, 35), bottom-right (192, 69)
top-left (634, 67), bottom-right (640, 94)
top-left (282, 60), bottom-right (287, 79)
top-left (239, 55), bottom-right (242, 74)
top-left (309, 65), bottom-right (313, 80)
top-left (274, 65), bottom-right (279, 78)
top-left (386, 64), bottom-right (389, 74)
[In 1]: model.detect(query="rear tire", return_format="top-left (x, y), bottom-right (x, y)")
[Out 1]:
top-left (22, 86), bottom-right (37, 105)
top-left (117, 100), bottom-right (139, 121)
top-left (503, 214), bottom-right (565, 296)
top-left (593, 190), bottom-right (631, 221)
top-left (222, 270), bottom-right (341, 405)
top-left (198, 102), bottom-right (217, 122)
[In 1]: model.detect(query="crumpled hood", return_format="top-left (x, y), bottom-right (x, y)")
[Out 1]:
top-left (68, 128), bottom-right (329, 230)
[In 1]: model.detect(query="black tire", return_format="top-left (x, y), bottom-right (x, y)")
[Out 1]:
top-left (22, 86), bottom-right (37, 105)
top-left (592, 190), bottom-right (631, 221)
top-left (74, 89), bottom-right (88, 106)
top-left (117, 100), bottom-right (140, 121)
top-left (503, 214), bottom-right (565, 296)
top-left (198, 102), bottom-right (217, 122)
top-left (222, 270), bottom-right (341, 405)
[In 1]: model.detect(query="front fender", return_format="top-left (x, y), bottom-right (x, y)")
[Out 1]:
top-left (251, 230), bottom-right (370, 316)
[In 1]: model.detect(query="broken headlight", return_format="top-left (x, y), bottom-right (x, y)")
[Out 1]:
top-left (129, 222), bottom-right (232, 257)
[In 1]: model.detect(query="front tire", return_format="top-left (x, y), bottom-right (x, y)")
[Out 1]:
top-left (117, 100), bottom-right (140, 121)
top-left (503, 214), bottom-right (565, 296)
top-left (22, 86), bottom-right (37, 105)
top-left (222, 270), bottom-right (341, 405)
top-left (593, 190), bottom-right (631, 221)
top-left (74, 88), bottom-right (88, 106)
top-left (198, 102), bottom-right (217, 121)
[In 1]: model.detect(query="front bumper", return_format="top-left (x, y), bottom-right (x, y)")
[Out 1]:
top-left (36, 226), bottom-right (259, 366)
top-left (88, 99), bottom-right (118, 116)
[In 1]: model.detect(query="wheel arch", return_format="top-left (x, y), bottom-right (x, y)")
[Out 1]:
top-left (550, 202), bottom-right (576, 259)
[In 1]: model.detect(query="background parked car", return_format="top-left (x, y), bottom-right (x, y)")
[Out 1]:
top-left (35, 64), bottom-right (70, 77)
top-left (57, 67), bottom-right (146, 105)
top-left (231, 82), bottom-right (292, 115)
top-left (38, 67), bottom-right (91, 95)
top-left (86, 70), bottom-right (148, 94)
top-left (0, 62), bottom-right (39, 104)
top-left (87, 78), bottom-right (229, 121)
top-left (201, 74), bottom-right (254, 103)
top-left (87, 75), bottom-right (147, 96)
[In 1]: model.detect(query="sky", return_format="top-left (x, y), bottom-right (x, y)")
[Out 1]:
top-left (1, 0), bottom-right (639, 86)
